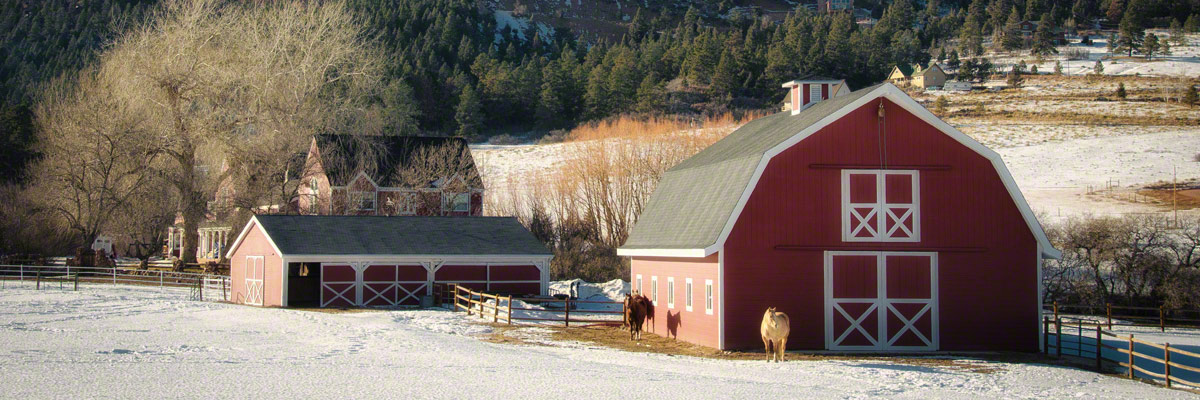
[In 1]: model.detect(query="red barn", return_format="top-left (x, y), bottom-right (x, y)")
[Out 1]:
top-left (618, 83), bottom-right (1059, 352)
top-left (225, 215), bottom-right (552, 308)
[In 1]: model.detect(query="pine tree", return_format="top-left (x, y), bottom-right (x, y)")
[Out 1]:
top-left (1187, 15), bottom-right (1200, 33)
top-left (1054, 60), bottom-right (1063, 75)
top-left (634, 74), bottom-right (666, 115)
top-left (454, 84), bottom-right (483, 138)
top-left (959, 16), bottom-right (985, 56)
top-left (947, 50), bottom-right (961, 69)
top-left (710, 48), bottom-right (739, 98)
top-left (1106, 33), bottom-right (1118, 55)
top-left (380, 79), bottom-right (420, 135)
top-left (1002, 7), bottom-right (1024, 51)
top-left (1024, 0), bottom-right (1042, 21)
top-left (1030, 64), bottom-right (1038, 74)
top-left (1116, 82), bottom-right (1127, 99)
top-left (1117, 0), bottom-right (1146, 56)
top-left (1093, 60), bottom-right (1104, 75)
top-left (1071, 0), bottom-right (1093, 29)
top-left (1169, 19), bottom-right (1187, 46)
top-left (1184, 85), bottom-right (1198, 108)
top-left (1031, 13), bottom-right (1057, 56)
top-left (1007, 65), bottom-right (1024, 89)
top-left (1142, 33), bottom-right (1159, 60)
top-left (934, 95), bottom-right (949, 115)
top-left (582, 67), bottom-right (609, 120)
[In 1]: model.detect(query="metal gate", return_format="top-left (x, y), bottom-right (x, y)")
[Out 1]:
top-left (824, 251), bottom-right (938, 351)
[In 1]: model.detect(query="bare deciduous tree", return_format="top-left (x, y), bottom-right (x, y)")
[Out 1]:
top-left (60, 0), bottom-right (384, 264)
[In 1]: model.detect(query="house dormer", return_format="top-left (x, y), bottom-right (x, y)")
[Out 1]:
top-left (781, 76), bottom-right (851, 115)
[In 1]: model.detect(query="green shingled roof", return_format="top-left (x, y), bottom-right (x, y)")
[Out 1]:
top-left (620, 84), bottom-right (885, 251)
top-left (250, 215), bottom-right (551, 256)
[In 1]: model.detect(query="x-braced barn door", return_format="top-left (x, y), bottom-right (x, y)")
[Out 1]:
top-left (824, 252), bottom-right (938, 351)
top-left (245, 256), bottom-right (264, 306)
top-left (320, 263), bottom-right (358, 307)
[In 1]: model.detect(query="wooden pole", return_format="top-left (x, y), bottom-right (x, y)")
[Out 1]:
top-left (1056, 318), bottom-right (1063, 358)
top-left (1160, 305), bottom-right (1166, 332)
top-left (492, 294), bottom-right (499, 323)
top-left (1053, 301), bottom-right (1059, 321)
top-left (506, 295), bottom-right (513, 325)
top-left (1095, 325), bottom-right (1103, 372)
top-left (36, 270), bottom-right (40, 290)
top-left (1165, 342), bottom-right (1172, 388)
top-left (1128, 334), bottom-right (1135, 379)
top-left (564, 298), bottom-right (571, 327)
top-left (74, 273), bottom-right (79, 291)
top-left (1107, 303), bottom-right (1113, 329)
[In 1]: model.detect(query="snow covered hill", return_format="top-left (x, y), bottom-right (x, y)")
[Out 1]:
top-left (0, 282), bottom-right (1190, 398)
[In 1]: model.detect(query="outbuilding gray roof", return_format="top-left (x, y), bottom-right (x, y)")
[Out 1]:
top-left (621, 84), bottom-right (883, 251)
top-left (250, 215), bottom-right (551, 256)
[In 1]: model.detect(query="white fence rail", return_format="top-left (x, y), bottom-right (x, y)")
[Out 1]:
top-left (0, 264), bottom-right (230, 302)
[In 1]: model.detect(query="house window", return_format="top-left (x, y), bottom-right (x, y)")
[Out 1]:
top-left (842, 170), bottom-right (919, 242)
top-left (636, 274), bottom-right (643, 294)
top-left (308, 178), bottom-right (320, 214)
top-left (704, 280), bottom-right (713, 315)
top-left (810, 84), bottom-right (822, 104)
top-left (349, 190), bottom-right (376, 211)
top-left (667, 277), bottom-right (675, 309)
top-left (685, 278), bottom-right (693, 312)
top-left (446, 192), bottom-right (470, 213)
top-left (391, 192), bottom-right (417, 215)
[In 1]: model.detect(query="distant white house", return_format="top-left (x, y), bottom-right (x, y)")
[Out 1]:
top-left (944, 81), bottom-right (972, 92)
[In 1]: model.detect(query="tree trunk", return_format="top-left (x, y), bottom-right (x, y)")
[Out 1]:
top-left (176, 145), bottom-right (204, 267)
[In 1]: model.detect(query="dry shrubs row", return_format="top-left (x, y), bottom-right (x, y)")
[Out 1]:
top-left (486, 113), bottom-right (755, 282)
top-left (1043, 215), bottom-right (1200, 309)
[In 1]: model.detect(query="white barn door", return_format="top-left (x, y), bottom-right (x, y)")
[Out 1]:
top-left (824, 252), bottom-right (938, 351)
top-left (245, 256), bottom-right (264, 306)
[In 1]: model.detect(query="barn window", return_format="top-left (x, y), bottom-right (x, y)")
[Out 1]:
top-left (349, 190), bottom-right (376, 211)
top-left (841, 170), bottom-right (919, 242)
top-left (704, 280), bottom-right (713, 315)
top-left (667, 277), bottom-right (675, 309)
top-left (685, 278), bottom-right (693, 312)
top-left (308, 178), bottom-right (320, 214)
top-left (651, 276), bottom-right (658, 305)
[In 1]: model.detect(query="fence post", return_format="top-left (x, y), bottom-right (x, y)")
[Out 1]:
top-left (1053, 301), bottom-right (1059, 321)
top-left (36, 270), bottom-right (41, 290)
top-left (159, 271), bottom-right (164, 291)
top-left (492, 294), bottom-right (499, 323)
top-left (1128, 334), bottom-right (1135, 379)
top-left (74, 273), bottom-right (79, 291)
top-left (112, 267), bottom-right (116, 284)
top-left (1056, 318), bottom-right (1062, 358)
top-left (1107, 303), bottom-right (1113, 329)
top-left (1165, 342), bottom-right (1172, 388)
top-left (1043, 317), bottom-right (1050, 355)
top-left (1159, 306), bottom-right (1165, 332)
top-left (564, 298), bottom-right (571, 327)
top-left (506, 295), bottom-right (513, 325)
top-left (19, 265), bottom-right (23, 281)
top-left (1095, 325), bottom-right (1103, 372)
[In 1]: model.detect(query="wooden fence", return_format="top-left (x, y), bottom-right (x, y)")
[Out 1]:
top-left (1046, 317), bottom-right (1200, 390)
top-left (1, 264), bottom-right (230, 302)
top-left (1045, 302), bottom-right (1200, 332)
top-left (434, 283), bottom-right (625, 327)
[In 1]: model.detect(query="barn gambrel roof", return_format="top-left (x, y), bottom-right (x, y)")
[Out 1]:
top-left (617, 83), bottom-right (1060, 259)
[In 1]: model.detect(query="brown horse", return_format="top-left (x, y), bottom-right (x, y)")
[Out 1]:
top-left (626, 293), bottom-right (649, 340)
top-left (760, 307), bottom-right (790, 362)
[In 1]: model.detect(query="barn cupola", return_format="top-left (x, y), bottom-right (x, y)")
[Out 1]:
top-left (781, 76), bottom-right (851, 115)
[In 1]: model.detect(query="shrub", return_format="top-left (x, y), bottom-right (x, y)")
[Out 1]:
top-left (1116, 82), bottom-right (1127, 99)
top-left (487, 134), bottom-right (523, 145)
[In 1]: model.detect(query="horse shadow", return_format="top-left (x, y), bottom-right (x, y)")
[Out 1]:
top-left (667, 310), bottom-right (682, 339)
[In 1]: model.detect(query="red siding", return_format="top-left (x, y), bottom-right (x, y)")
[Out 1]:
top-left (802, 85), bottom-right (810, 107)
top-left (719, 97), bottom-right (1038, 351)
top-left (629, 254), bottom-right (720, 348)
top-left (488, 265), bottom-right (540, 281)
top-left (436, 265), bottom-right (487, 281)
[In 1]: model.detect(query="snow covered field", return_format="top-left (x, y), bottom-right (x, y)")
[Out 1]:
top-left (0, 283), bottom-right (1191, 399)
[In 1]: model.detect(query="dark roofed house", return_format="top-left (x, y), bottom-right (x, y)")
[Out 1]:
top-left (300, 134), bottom-right (484, 217)
top-left (617, 82), bottom-right (1058, 352)
top-left (226, 215), bottom-right (552, 307)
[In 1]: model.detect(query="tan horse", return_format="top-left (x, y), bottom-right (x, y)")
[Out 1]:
top-left (760, 307), bottom-right (790, 362)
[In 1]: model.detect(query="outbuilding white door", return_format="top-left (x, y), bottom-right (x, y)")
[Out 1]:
top-left (245, 256), bottom-right (264, 306)
top-left (824, 252), bottom-right (938, 351)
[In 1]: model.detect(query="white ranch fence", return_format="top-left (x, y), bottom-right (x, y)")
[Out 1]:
top-left (0, 264), bottom-right (230, 302)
